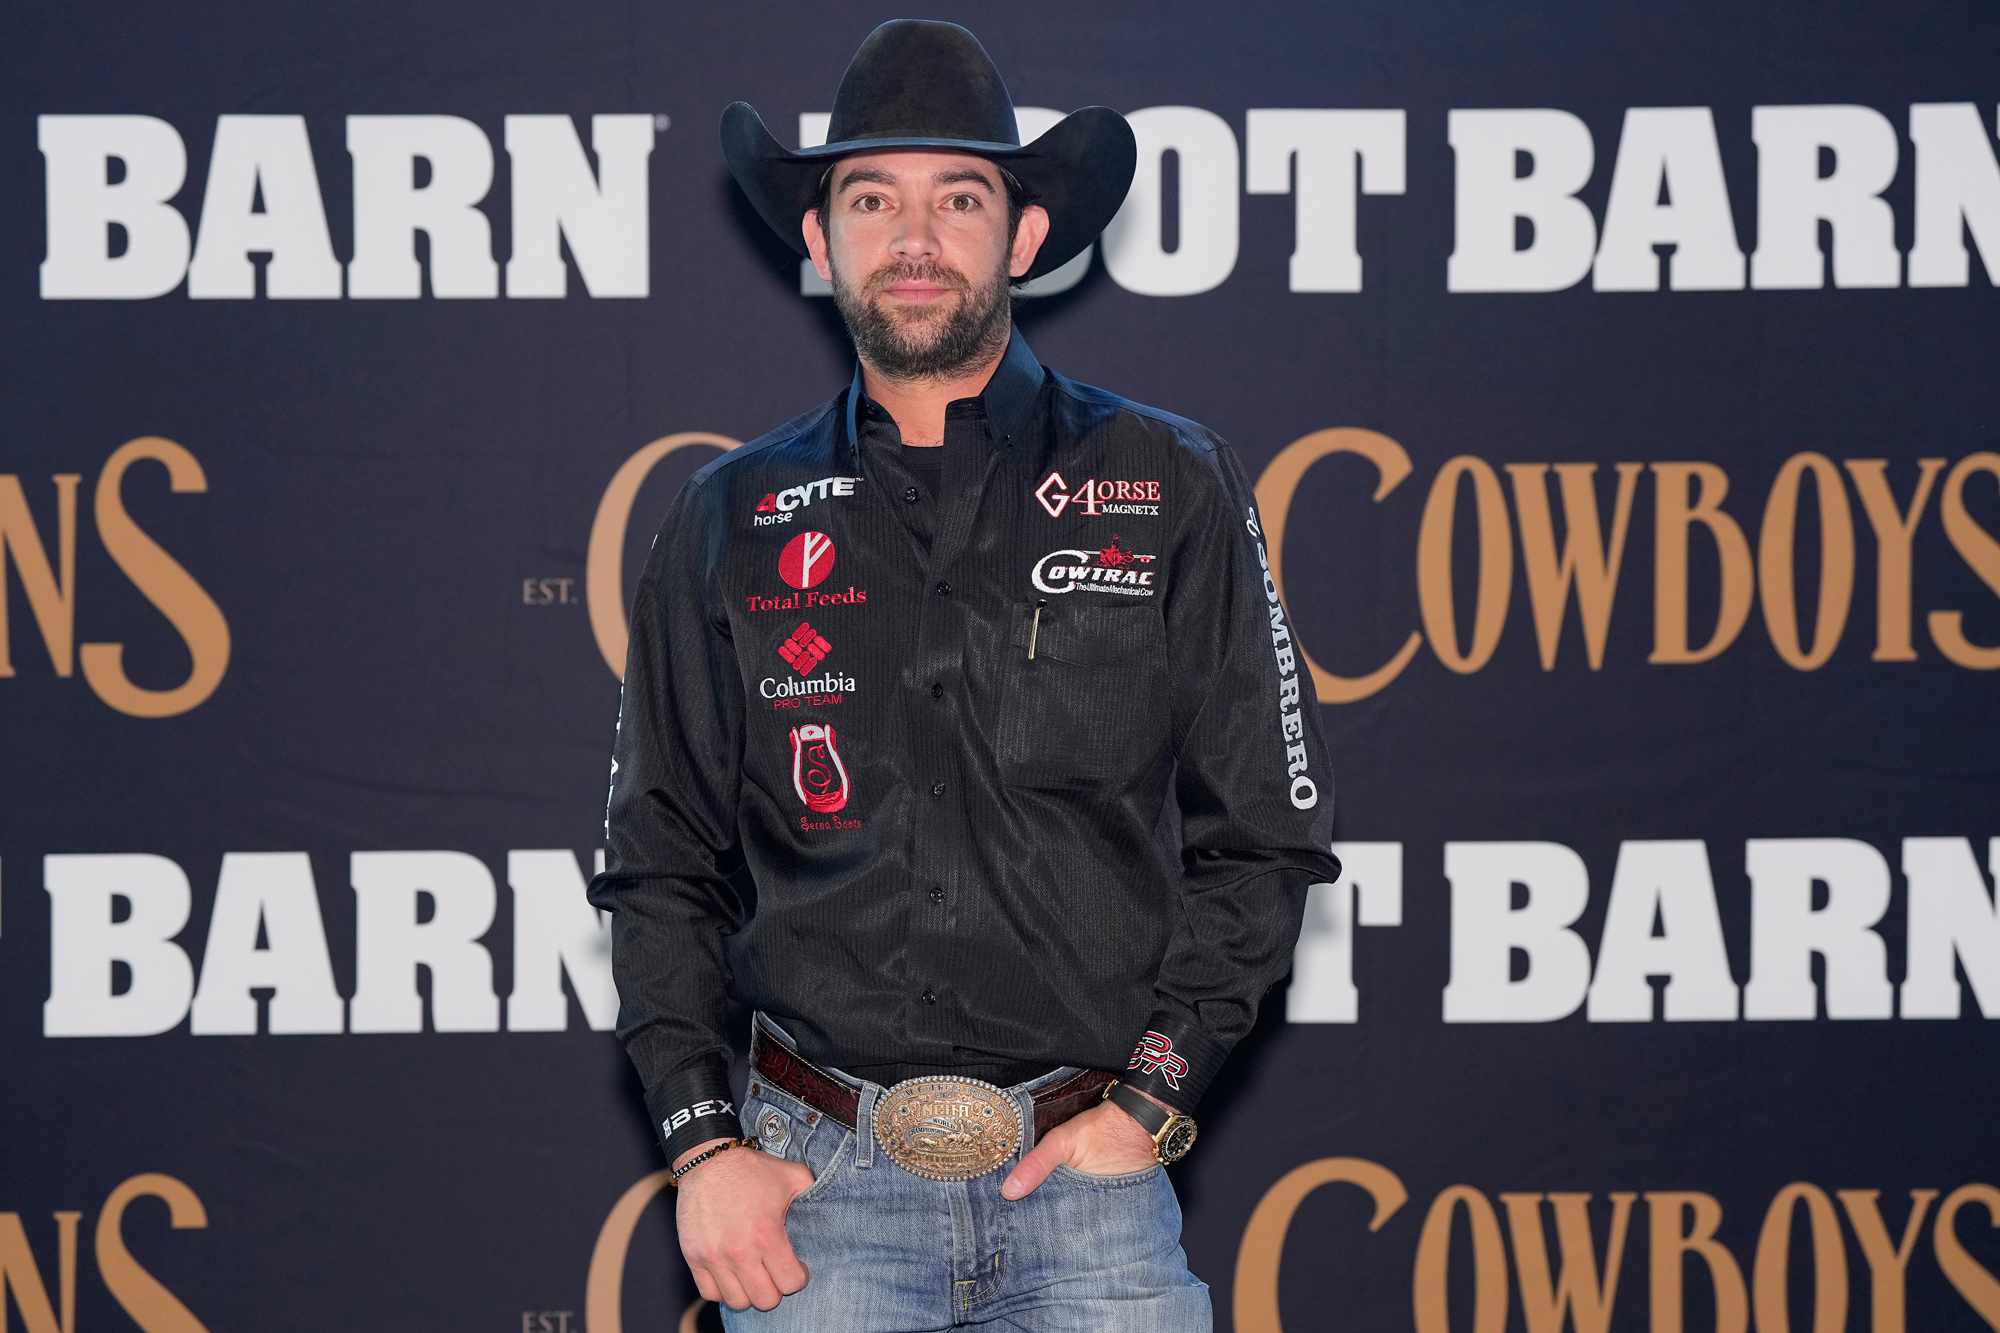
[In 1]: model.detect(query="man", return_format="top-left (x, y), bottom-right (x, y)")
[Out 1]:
top-left (587, 19), bottom-right (1341, 1330)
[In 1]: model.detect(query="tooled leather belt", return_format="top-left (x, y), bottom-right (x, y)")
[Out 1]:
top-left (748, 1019), bottom-right (1116, 1144)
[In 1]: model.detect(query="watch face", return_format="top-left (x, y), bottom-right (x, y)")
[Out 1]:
top-left (1159, 1117), bottom-right (1198, 1163)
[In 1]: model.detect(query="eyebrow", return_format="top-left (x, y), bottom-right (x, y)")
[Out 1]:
top-left (834, 166), bottom-right (998, 196)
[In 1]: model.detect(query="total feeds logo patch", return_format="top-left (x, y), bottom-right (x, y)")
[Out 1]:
top-left (778, 531), bottom-right (837, 590)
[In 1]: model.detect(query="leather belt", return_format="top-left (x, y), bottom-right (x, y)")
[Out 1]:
top-left (748, 1020), bottom-right (1116, 1144)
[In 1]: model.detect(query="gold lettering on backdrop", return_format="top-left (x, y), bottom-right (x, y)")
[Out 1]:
top-left (1417, 458), bottom-right (1512, 675)
top-left (0, 1174), bottom-right (209, 1331)
top-left (1843, 459), bottom-right (1945, 663)
top-left (1934, 1184), bottom-right (2000, 1325)
top-left (1752, 1183), bottom-right (1848, 1333)
top-left (96, 1173), bottom-right (209, 1331)
top-left (1232, 1157), bottom-right (1408, 1333)
top-left (578, 1164), bottom-right (2000, 1330)
top-left (0, 1209), bottom-right (81, 1333)
top-left (1255, 445), bottom-right (1997, 696)
top-left (1412, 1185), bottom-right (1507, 1333)
top-left (1648, 463), bottom-right (1754, 665)
top-left (1507, 463), bottom-right (1644, 671)
top-left (1758, 455), bottom-right (1858, 670)
top-left (86, 439), bottom-right (231, 717)
top-left (0, 473), bottom-right (80, 676)
top-left (586, 433), bottom-right (739, 676)
top-left (1645, 1191), bottom-right (1749, 1333)
top-left (1838, 1188), bottom-right (1939, 1333)
top-left (1499, 1191), bottom-right (1634, 1333)
top-left (0, 438), bottom-right (226, 716)
top-left (1929, 453), bottom-right (2000, 669)
top-left (585, 1171), bottom-right (714, 1332)
top-left (1253, 428), bottom-right (1421, 704)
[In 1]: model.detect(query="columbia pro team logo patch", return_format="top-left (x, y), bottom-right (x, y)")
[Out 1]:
top-left (776, 621), bottom-right (832, 672)
top-left (789, 723), bottom-right (850, 812)
top-left (779, 530), bottom-right (837, 590)
top-left (1030, 535), bottom-right (1158, 597)
top-left (1126, 1030), bottom-right (1188, 1091)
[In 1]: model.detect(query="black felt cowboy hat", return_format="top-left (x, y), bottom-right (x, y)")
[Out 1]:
top-left (720, 19), bottom-right (1136, 281)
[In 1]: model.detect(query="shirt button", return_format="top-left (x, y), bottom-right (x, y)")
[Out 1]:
top-left (929, 681), bottom-right (944, 700)
top-left (902, 485), bottom-right (920, 503)
top-left (928, 886), bottom-right (945, 904)
top-left (930, 781), bottom-right (947, 798)
top-left (920, 987), bottom-right (938, 1005)
top-left (934, 579), bottom-right (952, 596)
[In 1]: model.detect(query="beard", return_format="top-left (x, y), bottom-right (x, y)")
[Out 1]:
top-left (829, 246), bottom-right (1013, 382)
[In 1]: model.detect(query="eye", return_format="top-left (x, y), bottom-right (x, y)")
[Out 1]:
top-left (852, 194), bottom-right (886, 213)
top-left (945, 193), bottom-right (983, 212)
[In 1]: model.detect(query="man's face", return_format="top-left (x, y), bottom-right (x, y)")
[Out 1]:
top-left (802, 149), bottom-right (1049, 380)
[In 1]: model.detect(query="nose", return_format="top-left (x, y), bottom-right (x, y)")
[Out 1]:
top-left (889, 208), bottom-right (941, 265)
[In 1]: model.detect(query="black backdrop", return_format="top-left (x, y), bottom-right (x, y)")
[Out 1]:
top-left (5, 3), bottom-right (1997, 1329)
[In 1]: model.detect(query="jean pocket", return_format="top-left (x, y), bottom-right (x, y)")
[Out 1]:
top-left (792, 1126), bottom-right (854, 1205)
top-left (741, 1086), bottom-right (852, 1205)
top-left (741, 1091), bottom-right (802, 1157)
top-left (1050, 1160), bottom-right (1163, 1188)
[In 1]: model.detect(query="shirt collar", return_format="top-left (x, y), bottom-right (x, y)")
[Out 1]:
top-left (842, 322), bottom-right (1045, 467)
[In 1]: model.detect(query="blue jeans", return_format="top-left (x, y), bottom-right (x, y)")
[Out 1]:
top-left (720, 1015), bottom-right (1212, 1332)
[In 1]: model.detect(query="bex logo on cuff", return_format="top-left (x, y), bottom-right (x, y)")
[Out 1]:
top-left (663, 1098), bottom-right (735, 1134)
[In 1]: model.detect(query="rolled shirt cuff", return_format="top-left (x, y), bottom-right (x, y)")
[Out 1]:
top-left (645, 1057), bottom-right (742, 1165)
top-left (1118, 1013), bottom-right (1228, 1116)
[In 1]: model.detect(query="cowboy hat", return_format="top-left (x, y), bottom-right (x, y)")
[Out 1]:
top-left (720, 19), bottom-right (1136, 281)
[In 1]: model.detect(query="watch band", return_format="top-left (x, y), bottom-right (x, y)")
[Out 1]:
top-left (1100, 1079), bottom-right (1198, 1164)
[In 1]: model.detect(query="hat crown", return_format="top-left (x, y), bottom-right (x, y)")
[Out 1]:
top-left (825, 19), bottom-right (1020, 148)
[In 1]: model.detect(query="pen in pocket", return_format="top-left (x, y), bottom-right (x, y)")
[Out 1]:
top-left (1027, 598), bottom-right (1048, 660)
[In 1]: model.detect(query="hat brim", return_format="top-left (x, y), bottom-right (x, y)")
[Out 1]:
top-left (721, 101), bottom-right (1136, 282)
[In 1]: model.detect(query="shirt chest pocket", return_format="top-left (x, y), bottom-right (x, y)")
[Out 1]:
top-left (993, 599), bottom-right (1168, 789)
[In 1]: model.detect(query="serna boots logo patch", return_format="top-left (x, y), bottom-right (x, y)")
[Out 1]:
top-left (789, 723), bottom-right (850, 812)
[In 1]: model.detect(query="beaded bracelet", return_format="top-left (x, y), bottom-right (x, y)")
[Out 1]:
top-left (668, 1136), bottom-right (761, 1188)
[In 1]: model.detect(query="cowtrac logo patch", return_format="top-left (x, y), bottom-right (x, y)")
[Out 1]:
top-left (1030, 535), bottom-right (1159, 597)
top-left (1126, 1030), bottom-right (1188, 1091)
top-left (789, 723), bottom-right (851, 815)
top-left (1034, 470), bottom-right (1162, 517)
top-left (779, 531), bottom-right (837, 589)
top-left (755, 475), bottom-right (859, 527)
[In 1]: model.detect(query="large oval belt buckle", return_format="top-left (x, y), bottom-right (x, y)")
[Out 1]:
top-left (872, 1076), bottom-right (1024, 1182)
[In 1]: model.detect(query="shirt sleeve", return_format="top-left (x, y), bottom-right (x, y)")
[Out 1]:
top-left (1117, 438), bottom-right (1343, 1117)
top-left (584, 475), bottom-right (751, 1163)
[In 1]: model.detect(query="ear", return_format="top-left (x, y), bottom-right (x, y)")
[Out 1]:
top-left (1008, 203), bottom-right (1052, 281)
top-left (802, 207), bottom-right (833, 282)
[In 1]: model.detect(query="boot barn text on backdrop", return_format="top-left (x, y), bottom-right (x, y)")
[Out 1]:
top-left (32, 102), bottom-right (2000, 299)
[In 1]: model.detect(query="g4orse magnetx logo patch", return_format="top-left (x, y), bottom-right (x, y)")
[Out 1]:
top-left (1030, 536), bottom-right (1158, 597)
top-left (1034, 470), bottom-right (1162, 517)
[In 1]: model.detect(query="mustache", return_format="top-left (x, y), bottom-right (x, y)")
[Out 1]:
top-left (868, 263), bottom-right (967, 291)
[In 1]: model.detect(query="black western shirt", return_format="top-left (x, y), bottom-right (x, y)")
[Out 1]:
top-left (588, 324), bottom-right (1342, 1163)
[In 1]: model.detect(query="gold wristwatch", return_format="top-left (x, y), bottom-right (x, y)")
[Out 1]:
top-left (1100, 1079), bottom-right (1199, 1164)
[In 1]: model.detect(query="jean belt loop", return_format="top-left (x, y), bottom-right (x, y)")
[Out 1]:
top-left (856, 1084), bottom-right (879, 1169)
top-left (1014, 1088), bottom-right (1038, 1157)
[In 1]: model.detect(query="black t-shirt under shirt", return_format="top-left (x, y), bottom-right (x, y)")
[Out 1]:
top-left (856, 399), bottom-right (966, 559)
